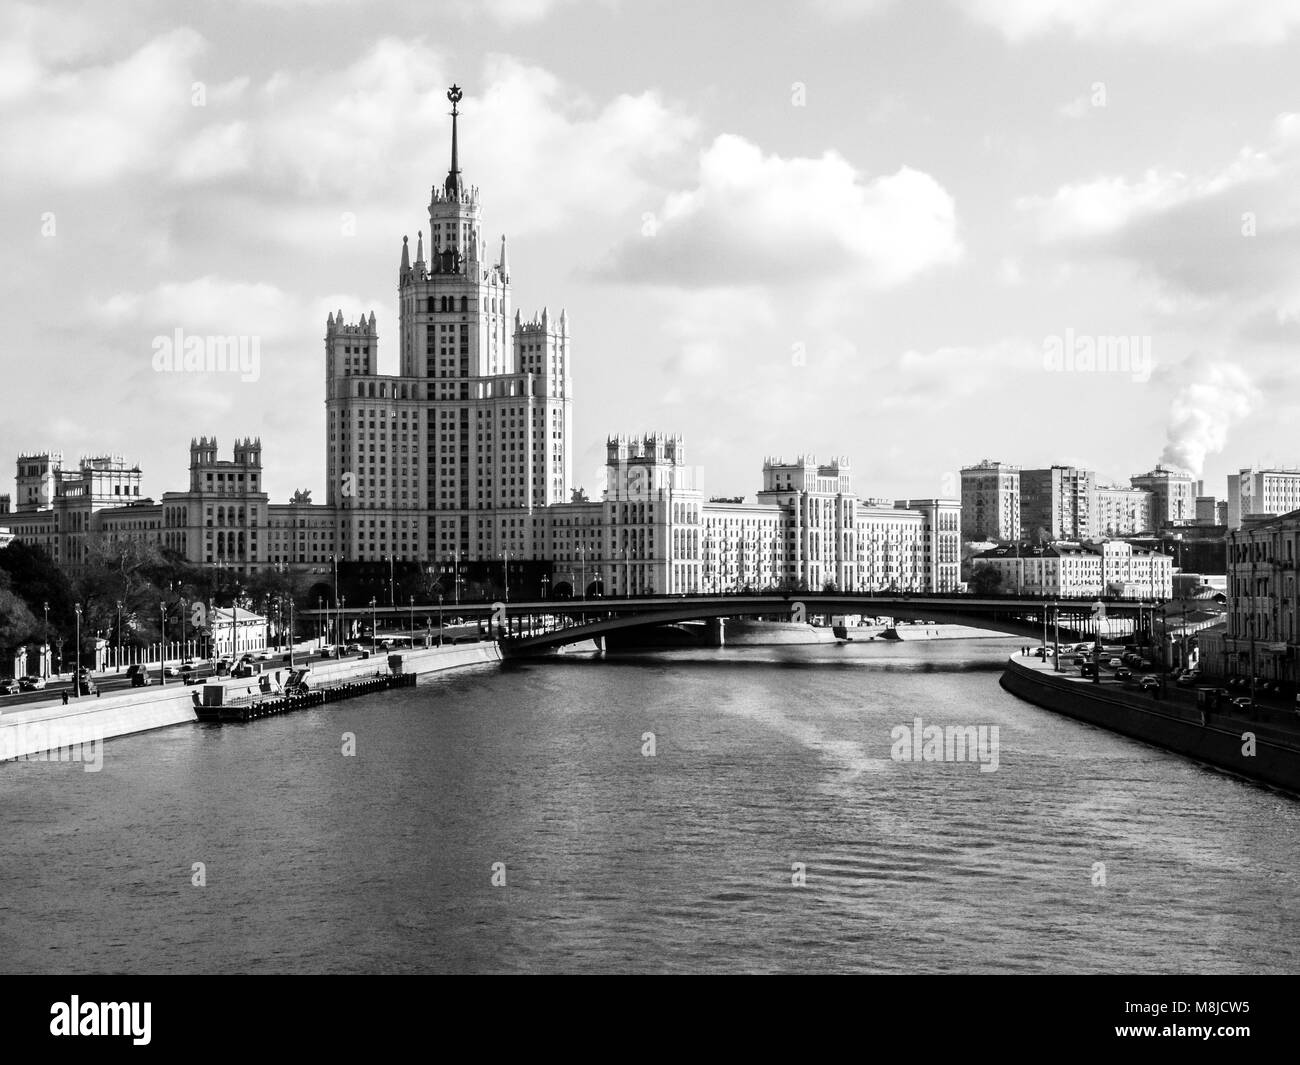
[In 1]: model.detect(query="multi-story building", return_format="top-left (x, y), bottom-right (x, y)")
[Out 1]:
top-left (1224, 510), bottom-right (1300, 686)
top-left (972, 540), bottom-right (1172, 598)
top-left (1131, 464), bottom-right (1196, 527)
top-left (325, 86), bottom-right (572, 570)
top-left (960, 460), bottom-right (1020, 542)
top-left (4, 453), bottom-right (144, 568)
top-left (1226, 468), bottom-right (1300, 530)
top-left (1094, 484), bottom-right (1153, 537)
top-left (1020, 465), bottom-right (1095, 541)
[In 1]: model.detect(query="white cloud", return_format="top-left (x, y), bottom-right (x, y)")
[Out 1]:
top-left (0, 28), bottom-right (207, 187)
top-left (964, 0), bottom-right (1300, 47)
top-left (603, 133), bottom-right (961, 288)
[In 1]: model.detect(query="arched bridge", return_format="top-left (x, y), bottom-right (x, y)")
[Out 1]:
top-left (431, 593), bottom-right (1159, 658)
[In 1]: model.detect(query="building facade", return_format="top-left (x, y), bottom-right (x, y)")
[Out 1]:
top-left (1224, 510), bottom-right (1300, 686)
top-left (1094, 484), bottom-right (1152, 537)
top-left (1019, 465), bottom-right (1095, 541)
top-left (1131, 464), bottom-right (1196, 528)
top-left (960, 460), bottom-right (1020, 542)
top-left (324, 86), bottom-right (573, 570)
top-left (1226, 468), bottom-right (1300, 530)
top-left (973, 540), bottom-right (1172, 598)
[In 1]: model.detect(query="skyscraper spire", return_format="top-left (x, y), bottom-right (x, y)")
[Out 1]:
top-left (499, 233), bottom-right (509, 278)
top-left (444, 84), bottom-right (464, 200)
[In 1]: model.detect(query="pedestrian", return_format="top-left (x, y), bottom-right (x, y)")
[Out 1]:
top-left (61, 690), bottom-right (68, 705)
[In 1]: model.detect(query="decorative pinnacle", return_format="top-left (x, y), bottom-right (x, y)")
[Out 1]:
top-left (445, 84), bottom-right (464, 198)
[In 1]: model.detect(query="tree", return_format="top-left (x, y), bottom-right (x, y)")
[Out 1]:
top-left (0, 541), bottom-right (74, 634)
top-left (969, 564), bottom-right (1004, 596)
top-left (0, 571), bottom-right (40, 669)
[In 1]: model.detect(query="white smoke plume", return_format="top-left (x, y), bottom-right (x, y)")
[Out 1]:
top-left (1159, 358), bottom-right (1259, 476)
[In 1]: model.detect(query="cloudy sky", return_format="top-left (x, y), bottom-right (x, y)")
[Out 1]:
top-left (3, 0), bottom-right (1300, 508)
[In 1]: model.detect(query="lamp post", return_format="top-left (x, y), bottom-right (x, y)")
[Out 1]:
top-left (502, 550), bottom-right (510, 603)
top-left (409, 595), bottom-right (415, 646)
top-left (369, 596), bottom-right (377, 655)
top-left (438, 592), bottom-right (444, 647)
top-left (339, 595), bottom-right (346, 656)
top-left (288, 596), bottom-right (295, 669)
top-left (115, 600), bottom-right (123, 673)
top-left (318, 596), bottom-right (324, 648)
top-left (159, 602), bottom-right (167, 686)
top-left (74, 603), bottom-right (82, 696)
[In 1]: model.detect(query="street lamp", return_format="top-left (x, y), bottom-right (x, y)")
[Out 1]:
top-left (288, 596), bottom-right (295, 669)
top-left (369, 596), bottom-right (377, 655)
top-left (409, 595), bottom-right (415, 646)
top-left (502, 550), bottom-right (510, 603)
top-left (74, 603), bottom-right (82, 696)
top-left (438, 592), bottom-right (444, 647)
top-left (115, 600), bottom-right (123, 673)
top-left (338, 595), bottom-right (346, 656)
top-left (159, 602), bottom-right (167, 686)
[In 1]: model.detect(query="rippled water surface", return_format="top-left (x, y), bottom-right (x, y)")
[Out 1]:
top-left (3, 639), bottom-right (1299, 973)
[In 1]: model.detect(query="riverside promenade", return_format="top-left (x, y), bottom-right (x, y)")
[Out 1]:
top-left (1001, 653), bottom-right (1300, 796)
top-left (0, 642), bottom-right (501, 762)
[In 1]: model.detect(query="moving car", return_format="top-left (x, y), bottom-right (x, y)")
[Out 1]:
top-left (1139, 675), bottom-right (1160, 692)
top-left (1114, 667), bottom-right (1132, 681)
top-left (126, 664), bottom-right (152, 688)
top-left (1, 678), bottom-right (20, 695)
top-left (19, 675), bottom-right (46, 691)
top-left (1107, 658), bottom-right (1123, 668)
top-left (1231, 696), bottom-right (1254, 711)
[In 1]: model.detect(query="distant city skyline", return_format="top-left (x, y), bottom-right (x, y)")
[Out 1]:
top-left (4, 1), bottom-right (1300, 505)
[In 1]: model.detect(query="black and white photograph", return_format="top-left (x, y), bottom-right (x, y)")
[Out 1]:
top-left (0, 0), bottom-right (1296, 1031)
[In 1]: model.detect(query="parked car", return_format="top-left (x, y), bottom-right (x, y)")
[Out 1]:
top-left (1176, 671), bottom-right (1201, 687)
top-left (1107, 658), bottom-right (1123, 668)
top-left (1139, 675), bottom-right (1161, 692)
top-left (162, 665), bottom-right (180, 677)
top-left (1138, 659), bottom-right (1152, 670)
top-left (1232, 696), bottom-right (1254, 711)
top-left (1, 678), bottom-right (20, 695)
top-left (1080, 662), bottom-right (1099, 677)
top-left (19, 675), bottom-right (46, 691)
top-left (126, 664), bottom-right (153, 687)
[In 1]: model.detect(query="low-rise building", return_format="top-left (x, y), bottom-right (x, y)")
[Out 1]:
top-left (1223, 509), bottom-right (1300, 687)
top-left (972, 540), bottom-right (1172, 598)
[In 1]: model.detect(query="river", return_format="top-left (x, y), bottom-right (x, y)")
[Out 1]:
top-left (2, 637), bottom-right (1297, 974)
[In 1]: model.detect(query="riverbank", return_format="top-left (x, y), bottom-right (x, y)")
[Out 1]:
top-left (1000, 655), bottom-right (1300, 796)
top-left (0, 642), bottom-right (501, 762)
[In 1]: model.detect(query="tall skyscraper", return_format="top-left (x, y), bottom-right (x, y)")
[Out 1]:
top-left (324, 86), bottom-right (573, 566)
